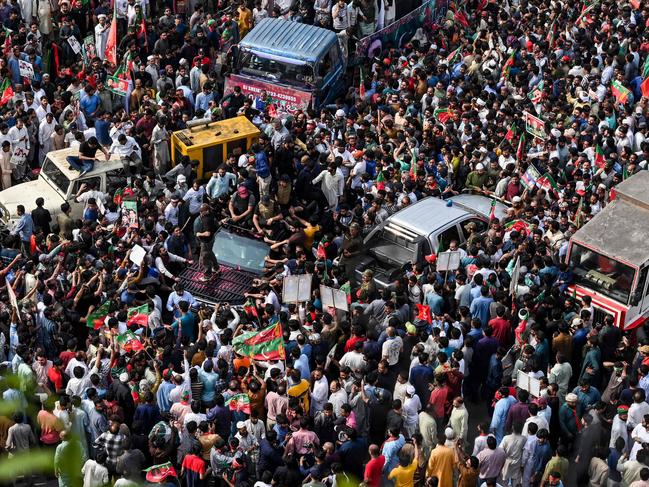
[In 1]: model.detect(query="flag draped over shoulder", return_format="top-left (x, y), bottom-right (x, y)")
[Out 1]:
top-left (232, 323), bottom-right (285, 360)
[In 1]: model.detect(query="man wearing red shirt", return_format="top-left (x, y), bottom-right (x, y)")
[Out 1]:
top-left (488, 305), bottom-right (512, 347)
top-left (344, 325), bottom-right (366, 353)
top-left (363, 444), bottom-right (385, 487)
top-left (47, 358), bottom-right (65, 394)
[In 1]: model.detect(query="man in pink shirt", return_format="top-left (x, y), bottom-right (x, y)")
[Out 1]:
top-left (286, 417), bottom-right (319, 456)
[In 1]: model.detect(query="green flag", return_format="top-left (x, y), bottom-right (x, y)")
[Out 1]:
top-left (127, 304), bottom-right (150, 326)
top-left (116, 330), bottom-right (144, 352)
top-left (87, 301), bottom-right (111, 329)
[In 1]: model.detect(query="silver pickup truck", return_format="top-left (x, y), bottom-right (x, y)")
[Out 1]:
top-left (355, 195), bottom-right (508, 288)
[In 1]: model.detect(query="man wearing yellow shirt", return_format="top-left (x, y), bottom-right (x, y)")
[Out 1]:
top-left (388, 441), bottom-right (419, 487)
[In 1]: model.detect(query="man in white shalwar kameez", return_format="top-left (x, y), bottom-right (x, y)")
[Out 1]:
top-left (38, 113), bottom-right (56, 165)
top-left (95, 15), bottom-right (110, 61)
top-left (151, 117), bottom-right (170, 175)
top-left (312, 164), bottom-right (343, 209)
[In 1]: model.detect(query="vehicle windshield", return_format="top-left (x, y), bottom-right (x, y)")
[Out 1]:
top-left (212, 230), bottom-right (270, 274)
top-left (368, 230), bottom-right (417, 266)
top-left (239, 50), bottom-right (316, 88)
top-left (41, 158), bottom-right (70, 195)
top-left (569, 243), bottom-right (636, 304)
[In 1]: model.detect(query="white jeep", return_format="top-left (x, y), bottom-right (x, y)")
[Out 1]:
top-left (0, 147), bottom-right (127, 230)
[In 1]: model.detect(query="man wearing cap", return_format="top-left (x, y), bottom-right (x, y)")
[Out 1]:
top-left (402, 385), bottom-right (421, 437)
top-left (466, 162), bottom-right (488, 192)
top-left (559, 393), bottom-right (582, 448)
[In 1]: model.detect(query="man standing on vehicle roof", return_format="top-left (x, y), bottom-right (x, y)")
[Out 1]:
top-left (66, 136), bottom-right (110, 176)
top-left (195, 203), bottom-right (220, 282)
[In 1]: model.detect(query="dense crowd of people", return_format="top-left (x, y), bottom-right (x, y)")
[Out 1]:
top-left (2, 0), bottom-right (649, 485)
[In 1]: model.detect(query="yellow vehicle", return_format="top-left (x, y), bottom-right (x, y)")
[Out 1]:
top-left (171, 116), bottom-right (260, 179)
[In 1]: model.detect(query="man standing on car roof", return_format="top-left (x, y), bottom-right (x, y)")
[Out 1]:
top-left (194, 203), bottom-right (220, 282)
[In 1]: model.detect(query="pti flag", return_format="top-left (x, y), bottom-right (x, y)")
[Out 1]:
top-left (611, 80), bottom-right (631, 104)
top-left (87, 301), bottom-right (110, 329)
top-left (232, 323), bottom-right (285, 360)
top-left (594, 144), bottom-right (606, 169)
top-left (127, 304), bottom-right (149, 327)
top-left (116, 330), bottom-right (144, 352)
top-left (503, 219), bottom-right (530, 237)
top-left (537, 172), bottom-right (558, 193)
top-left (229, 393), bottom-right (252, 414)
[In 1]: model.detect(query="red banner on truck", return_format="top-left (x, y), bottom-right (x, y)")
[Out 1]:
top-left (224, 74), bottom-right (312, 116)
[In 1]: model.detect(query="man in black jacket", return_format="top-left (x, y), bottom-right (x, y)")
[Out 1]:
top-left (31, 197), bottom-right (52, 235)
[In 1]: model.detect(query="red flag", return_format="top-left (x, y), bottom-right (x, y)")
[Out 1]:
top-left (642, 77), bottom-right (649, 99)
top-left (416, 304), bottom-right (432, 323)
top-left (105, 14), bottom-right (117, 65)
top-left (139, 18), bottom-right (148, 51)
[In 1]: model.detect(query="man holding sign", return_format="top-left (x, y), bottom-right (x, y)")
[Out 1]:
top-left (66, 136), bottom-right (109, 175)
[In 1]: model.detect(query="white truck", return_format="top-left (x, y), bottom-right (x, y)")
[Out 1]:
top-left (0, 147), bottom-right (126, 230)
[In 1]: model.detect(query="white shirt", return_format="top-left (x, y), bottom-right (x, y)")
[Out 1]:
top-left (403, 395), bottom-right (422, 426)
top-left (628, 402), bottom-right (649, 430)
top-left (8, 125), bottom-right (29, 151)
top-left (310, 375), bottom-right (329, 414)
top-left (381, 336), bottom-right (403, 366)
top-left (522, 415), bottom-right (549, 437)
top-left (329, 388), bottom-right (348, 416)
top-left (631, 423), bottom-right (649, 460)
top-left (339, 351), bottom-right (367, 372)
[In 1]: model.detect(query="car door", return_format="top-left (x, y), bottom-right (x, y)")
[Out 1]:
top-left (460, 217), bottom-right (489, 246)
top-left (434, 223), bottom-right (462, 253)
top-left (69, 175), bottom-right (102, 219)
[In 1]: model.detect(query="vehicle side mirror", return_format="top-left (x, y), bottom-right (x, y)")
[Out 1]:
top-left (631, 291), bottom-right (642, 306)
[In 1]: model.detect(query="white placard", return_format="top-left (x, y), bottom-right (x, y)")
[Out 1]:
top-left (319, 284), bottom-right (349, 311)
top-left (516, 369), bottom-right (541, 397)
top-left (129, 244), bottom-right (146, 266)
top-left (282, 274), bottom-right (312, 303)
top-left (68, 36), bottom-right (82, 54)
top-left (509, 256), bottom-right (521, 295)
top-left (436, 251), bottom-right (461, 272)
top-left (18, 59), bottom-right (34, 79)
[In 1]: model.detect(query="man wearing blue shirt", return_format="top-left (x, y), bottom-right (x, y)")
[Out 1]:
top-left (206, 166), bottom-right (237, 199)
top-left (195, 83), bottom-right (215, 113)
top-left (11, 205), bottom-right (33, 254)
top-left (79, 86), bottom-right (101, 122)
top-left (470, 286), bottom-right (494, 328)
